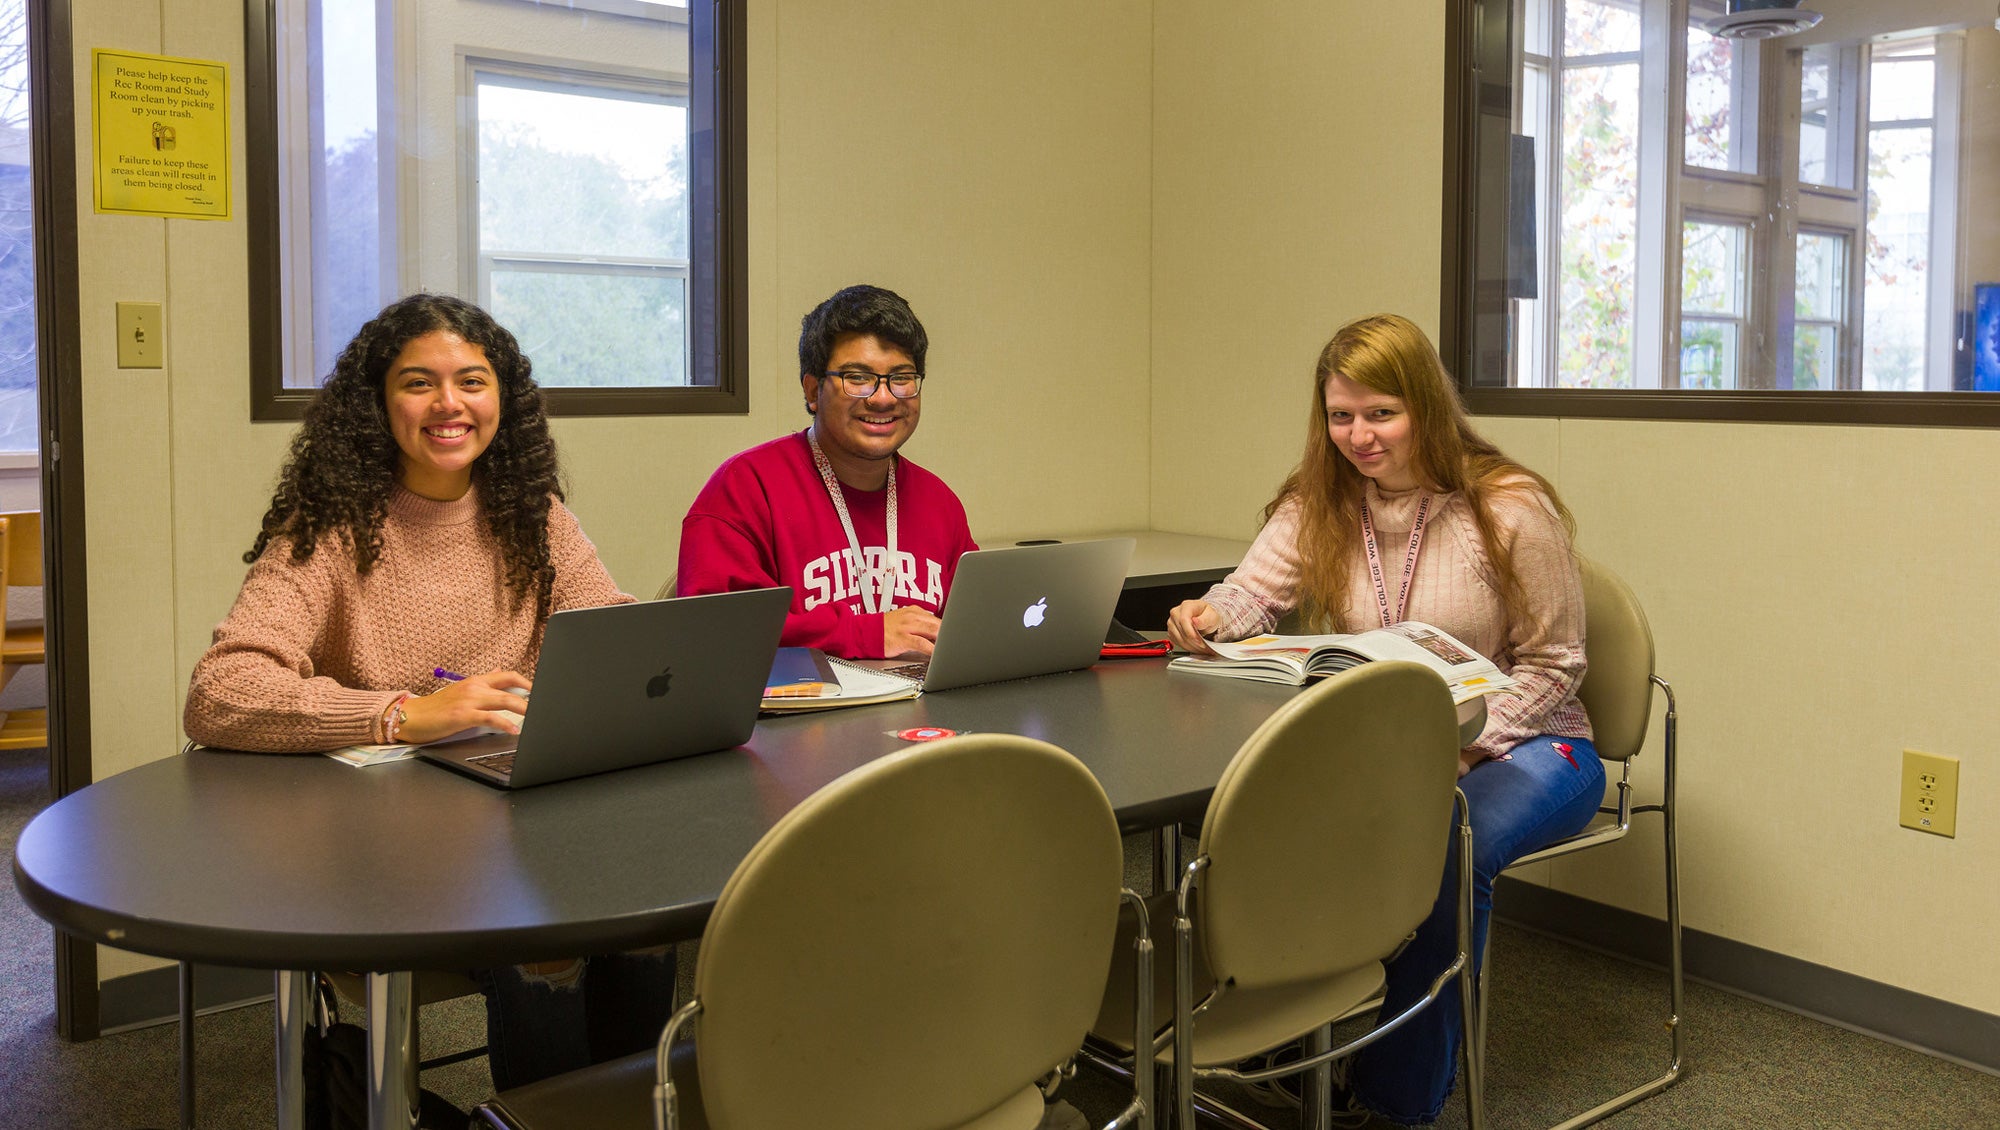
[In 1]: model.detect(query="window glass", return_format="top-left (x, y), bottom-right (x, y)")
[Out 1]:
top-left (1794, 231), bottom-right (1845, 321)
top-left (1688, 9), bottom-right (1752, 174)
top-left (305, 1), bottom-right (381, 388)
top-left (1863, 125), bottom-right (1933, 391)
top-left (1457, 1), bottom-right (1999, 416)
top-left (475, 80), bottom-right (687, 261)
top-left (1564, 0), bottom-right (1643, 57)
top-left (1798, 45), bottom-right (1835, 185)
top-left (256, 0), bottom-right (743, 416)
top-left (0, 0), bottom-right (35, 454)
top-left (1680, 219), bottom-right (1748, 389)
top-left (474, 75), bottom-right (692, 387)
top-left (1557, 57), bottom-right (1640, 387)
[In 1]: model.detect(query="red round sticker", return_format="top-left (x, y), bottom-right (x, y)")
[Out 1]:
top-left (896, 727), bottom-right (957, 742)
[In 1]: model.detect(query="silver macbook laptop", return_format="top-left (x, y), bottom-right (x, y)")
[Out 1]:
top-left (873, 538), bottom-right (1135, 693)
top-left (420, 587), bottom-right (789, 788)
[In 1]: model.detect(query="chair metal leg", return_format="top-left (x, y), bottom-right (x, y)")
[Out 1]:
top-left (366, 971), bottom-right (418, 1130)
top-left (276, 970), bottom-right (311, 1130)
top-left (1299, 1023), bottom-right (1335, 1130)
top-left (1544, 680), bottom-right (1685, 1130)
top-left (177, 962), bottom-right (195, 1130)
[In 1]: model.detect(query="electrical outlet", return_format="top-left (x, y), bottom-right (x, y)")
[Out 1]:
top-left (1899, 750), bottom-right (1958, 838)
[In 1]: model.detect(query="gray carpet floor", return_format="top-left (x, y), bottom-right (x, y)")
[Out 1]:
top-left (5, 745), bottom-right (1997, 1128)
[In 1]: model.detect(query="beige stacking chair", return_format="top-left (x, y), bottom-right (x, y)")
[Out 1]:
top-left (1089, 661), bottom-right (1480, 1130)
top-left (1480, 556), bottom-right (1683, 1127)
top-left (473, 733), bottom-right (1151, 1130)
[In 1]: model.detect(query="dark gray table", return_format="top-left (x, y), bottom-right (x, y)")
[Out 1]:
top-left (12, 659), bottom-right (1304, 1130)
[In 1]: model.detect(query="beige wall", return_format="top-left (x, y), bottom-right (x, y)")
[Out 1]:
top-left (68, 0), bottom-right (2000, 1020)
top-left (1150, 0), bottom-right (1449, 538)
top-left (1147, 3), bottom-right (2000, 1018)
top-left (75, 0), bottom-right (1153, 980)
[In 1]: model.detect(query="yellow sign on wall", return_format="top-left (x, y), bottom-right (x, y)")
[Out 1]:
top-left (92, 49), bottom-right (230, 220)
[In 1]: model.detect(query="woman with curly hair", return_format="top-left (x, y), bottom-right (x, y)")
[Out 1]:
top-left (1167, 313), bottom-right (1604, 1126)
top-left (184, 293), bottom-right (667, 1091)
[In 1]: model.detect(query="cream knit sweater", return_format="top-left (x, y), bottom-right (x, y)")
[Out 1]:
top-left (1202, 479), bottom-right (1591, 766)
top-left (184, 486), bottom-right (632, 752)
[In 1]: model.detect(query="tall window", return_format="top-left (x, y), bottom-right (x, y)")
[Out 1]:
top-left (248, 0), bottom-right (745, 418)
top-left (1453, 0), bottom-right (1999, 421)
top-left (0, 0), bottom-right (34, 459)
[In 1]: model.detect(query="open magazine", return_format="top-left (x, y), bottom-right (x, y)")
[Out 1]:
top-left (1168, 621), bottom-right (1516, 706)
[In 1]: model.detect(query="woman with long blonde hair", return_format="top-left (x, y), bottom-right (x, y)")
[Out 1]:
top-left (1168, 313), bottom-right (1603, 1125)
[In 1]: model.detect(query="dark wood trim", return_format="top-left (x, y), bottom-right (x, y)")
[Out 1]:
top-left (244, 0), bottom-right (749, 419)
top-left (29, 0), bottom-right (99, 1041)
top-left (1438, 0), bottom-right (1473, 371)
top-left (242, 0), bottom-right (296, 420)
top-left (1465, 386), bottom-right (2000, 427)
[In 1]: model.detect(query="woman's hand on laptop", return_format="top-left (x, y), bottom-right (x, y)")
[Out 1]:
top-left (1166, 600), bottom-right (1221, 656)
top-left (398, 671), bottom-right (533, 744)
top-left (883, 607), bottom-right (942, 658)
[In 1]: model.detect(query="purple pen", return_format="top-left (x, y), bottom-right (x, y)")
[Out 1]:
top-left (433, 667), bottom-right (466, 681)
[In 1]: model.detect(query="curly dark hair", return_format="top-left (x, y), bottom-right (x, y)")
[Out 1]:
top-left (247, 293), bottom-right (564, 616)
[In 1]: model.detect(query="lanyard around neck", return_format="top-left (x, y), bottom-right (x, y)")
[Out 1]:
top-left (1361, 491), bottom-right (1432, 628)
top-left (807, 432), bottom-right (898, 614)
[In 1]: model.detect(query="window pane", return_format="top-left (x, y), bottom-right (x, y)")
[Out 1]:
top-left (1682, 219), bottom-right (1746, 316)
top-left (1869, 55), bottom-right (1935, 123)
top-left (1685, 19), bottom-right (1736, 171)
top-left (1863, 125), bottom-right (1932, 391)
top-left (0, 0), bottom-right (34, 453)
top-left (490, 269), bottom-right (687, 388)
top-left (1565, 0), bottom-right (1643, 57)
top-left (1793, 324), bottom-right (1837, 390)
top-left (1794, 232), bottom-right (1845, 320)
top-left (1798, 45), bottom-right (1836, 185)
top-left (305, 1), bottom-right (382, 387)
top-left (1558, 61), bottom-right (1640, 387)
top-left (1680, 320), bottom-right (1738, 389)
top-left (477, 81), bottom-right (688, 260)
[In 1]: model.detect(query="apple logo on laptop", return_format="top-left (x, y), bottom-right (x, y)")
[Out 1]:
top-left (646, 666), bottom-right (673, 698)
top-left (1022, 598), bottom-right (1048, 629)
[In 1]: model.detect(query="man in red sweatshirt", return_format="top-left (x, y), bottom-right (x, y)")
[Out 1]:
top-left (676, 285), bottom-right (978, 659)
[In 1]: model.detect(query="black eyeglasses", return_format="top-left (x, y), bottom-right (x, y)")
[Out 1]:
top-left (820, 369), bottom-right (925, 399)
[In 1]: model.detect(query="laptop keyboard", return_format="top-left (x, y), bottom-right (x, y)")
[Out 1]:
top-left (468, 751), bottom-right (516, 781)
top-left (883, 661), bottom-right (930, 681)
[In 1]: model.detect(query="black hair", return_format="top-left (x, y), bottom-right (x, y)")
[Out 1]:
top-left (246, 292), bottom-right (564, 616)
top-left (797, 284), bottom-right (929, 377)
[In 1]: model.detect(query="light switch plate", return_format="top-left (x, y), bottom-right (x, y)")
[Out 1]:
top-left (116, 301), bottom-right (163, 369)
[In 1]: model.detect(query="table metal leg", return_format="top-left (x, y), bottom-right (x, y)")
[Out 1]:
top-left (365, 972), bottom-right (417, 1130)
top-left (275, 970), bottom-right (310, 1130)
top-left (1150, 825), bottom-right (1181, 896)
top-left (178, 962), bottom-right (195, 1130)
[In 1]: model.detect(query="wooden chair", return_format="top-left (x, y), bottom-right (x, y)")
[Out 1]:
top-left (0, 509), bottom-right (47, 750)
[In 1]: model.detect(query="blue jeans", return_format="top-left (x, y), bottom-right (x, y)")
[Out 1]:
top-left (1350, 735), bottom-right (1605, 1125)
top-left (473, 950), bottom-right (676, 1091)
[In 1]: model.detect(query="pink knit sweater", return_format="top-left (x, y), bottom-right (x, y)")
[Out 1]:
top-left (184, 487), bottom-right (633, 752)
top-left (1202, 479), bottom-right (1590, 766)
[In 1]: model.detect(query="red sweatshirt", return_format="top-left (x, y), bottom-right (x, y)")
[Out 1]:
top-left (677, 431), bottom-right (978, 658)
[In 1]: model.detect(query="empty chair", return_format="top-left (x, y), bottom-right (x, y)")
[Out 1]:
top-left (1090, 660), bottom-right (1479, 1130)
top-left (474, 732), bottom-right (1150, 1130)
top-left (1481, 556), bottom-right (1683, 1127)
